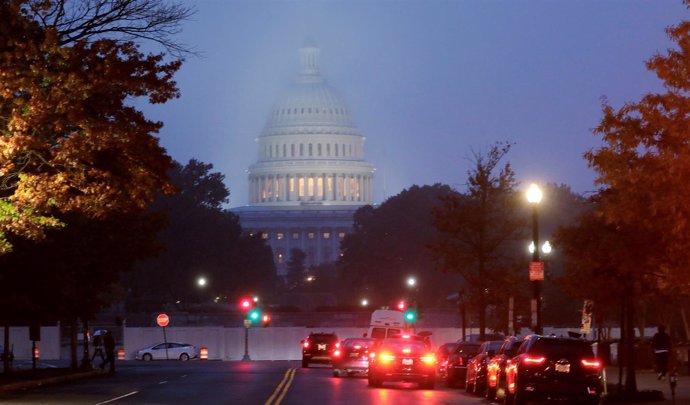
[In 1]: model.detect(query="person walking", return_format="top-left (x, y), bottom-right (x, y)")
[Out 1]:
top-left (652, 325), bottom-right (672, 380)
top-left (91, 333), bottom-right (104, 364)
top-left (101, 330), bottom-right (116, 374)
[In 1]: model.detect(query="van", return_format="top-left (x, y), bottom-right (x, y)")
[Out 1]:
top-left (367, 309), bottom-right (413, 340)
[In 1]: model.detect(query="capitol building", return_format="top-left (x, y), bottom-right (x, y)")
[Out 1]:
top-left (233, 41), bottom-right (375, 276)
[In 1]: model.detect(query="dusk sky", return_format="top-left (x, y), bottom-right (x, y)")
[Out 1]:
top-left (140, 1), bottom-right (687, 208)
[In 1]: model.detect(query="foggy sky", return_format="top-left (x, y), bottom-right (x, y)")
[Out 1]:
top-left (141, 0), bottom-right (687, 207)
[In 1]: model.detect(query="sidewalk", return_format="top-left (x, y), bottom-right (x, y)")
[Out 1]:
top-left (605, 367), bottom-right (690, 405)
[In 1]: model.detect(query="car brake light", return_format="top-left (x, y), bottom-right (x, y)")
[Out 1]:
top-left (354, 345), bottom-right (361, 350)
top-left (402, 348), bottom-right (411, 354)
top-left (581, 359), bottom-right (601, 369)
top-left (421, 354), bottom-right (435, 365)
top-left (333, 349), bottom-right (342, 357)
top-left (379, 352), bottom-right (395, 363)
top-left (335, 342), bottom-right (341, 349)
top-left (303, 341), bottom-right (310, 349)
top-left (523, 356), bottom-right (546, 365)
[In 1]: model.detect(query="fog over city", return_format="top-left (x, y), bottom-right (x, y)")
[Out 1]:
top-left (140, 0), bottom-right (687, 207)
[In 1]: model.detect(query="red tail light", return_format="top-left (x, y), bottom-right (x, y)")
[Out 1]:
top-left (303, 341), bottom-right (310, 349)
top-left (581, 359), bottom-right (601, 369)
top-left (333, 349), bottom-right (342, 357)
top-left (523, 356), bottom-right (546, 365)
top-left (421, 354), bottom-right (435, 365)
top-left (335, 342), bottom-right (341, 349)
top-left (379, 352), bottom-right (395, 363)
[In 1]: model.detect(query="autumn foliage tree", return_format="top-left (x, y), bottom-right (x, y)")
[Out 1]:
top-left (573, 1), bottom-right (690, 395)
top-left (0, 0), bottom-right (193, 252)
top-left (0, 0), bottom-right (192, 371)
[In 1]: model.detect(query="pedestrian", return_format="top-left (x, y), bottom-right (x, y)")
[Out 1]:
top-left (101, 330), bottom-right (116, 373)
top-left (652, 325), bottom-right (672, 380)
top-left (91, 332), bottom-right (104, 363)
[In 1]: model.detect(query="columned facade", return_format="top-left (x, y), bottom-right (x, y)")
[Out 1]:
top-left (233, 41), bottom-right (375, 276)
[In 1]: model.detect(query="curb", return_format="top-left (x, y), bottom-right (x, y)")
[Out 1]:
top-left (0, 369), bottom-right (107, 394)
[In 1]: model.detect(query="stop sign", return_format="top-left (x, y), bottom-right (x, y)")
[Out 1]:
top-left (156, 313), bottom-right (170, 327)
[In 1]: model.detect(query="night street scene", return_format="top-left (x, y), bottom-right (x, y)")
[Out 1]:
top-left (2, 1), bottom-right (690, 404)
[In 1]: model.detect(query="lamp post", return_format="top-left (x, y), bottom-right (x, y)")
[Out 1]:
top-left (526, 183), bottom-right (543, 335)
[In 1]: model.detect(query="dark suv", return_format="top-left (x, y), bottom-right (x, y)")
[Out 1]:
top-left (301, 332), bottom-right (339, 368)
top-left (504, 335), bottom-right (603, 405)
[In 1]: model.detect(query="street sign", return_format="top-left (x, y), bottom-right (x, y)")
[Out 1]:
top-left (156, 313), bottom-right (170, 327)
top-left (244, 319), bottom-right (251, 328)
top-left (529, 261), bottom-right (544, 281)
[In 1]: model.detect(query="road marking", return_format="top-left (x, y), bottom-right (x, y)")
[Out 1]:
top-left (264, 368), bottom-right (295, 405)
top-left (158, 381), bottom-right (168, 384)
top-left (94, 391), bottom-right (139, 404)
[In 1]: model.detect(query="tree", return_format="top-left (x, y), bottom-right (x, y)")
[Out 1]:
top-left (582, 2), bottom-right (690, 395)
top-left (0, 0), bottom-right (193, 252)
top-left (339, 184), bottom-right (462, 309)
top-left (431, 143), bottom-right (526, 340)
top-left (128, 159), bottom-right (277, 311)
top-left (286, 248), bottom-right (307, 290)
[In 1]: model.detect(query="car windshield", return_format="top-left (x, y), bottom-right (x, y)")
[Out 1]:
top-left (455, 343), bottom-right (481, 354)
top-left (310, 334), bottom-right (337, 344)
top-left (531, 340), bottom-right (594, 358)
top-left (381, 340), bottom-right (427, 354)
top-left (345, 339), bottom-right (374, 349)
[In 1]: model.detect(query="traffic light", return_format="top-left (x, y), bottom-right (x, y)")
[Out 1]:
top-left (404, 309), bottom-right (417, 323)
top-left (261, 313), bottom-right (271, 327)
top-left (239, 297), bottom-right (253, 312)
top-left (397, 300), bottom-right (407, 311)
top-left (248, 308), bottom-right (262, 324)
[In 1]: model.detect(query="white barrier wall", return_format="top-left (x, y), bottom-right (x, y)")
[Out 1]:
top-left (2, 326), bottom-right (60, 360)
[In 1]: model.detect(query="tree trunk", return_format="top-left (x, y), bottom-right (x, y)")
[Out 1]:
top-left (624, 288), bottom-right (638, 394)
top-left (3, 323), bottom-right (10, 375)
top-left (70, 318), bottom-right (78, 370)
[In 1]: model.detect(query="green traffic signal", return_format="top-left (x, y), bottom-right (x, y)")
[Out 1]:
top-left (404, 309), bottom-right (417, 323)
top-left (248, 308), bottom-right (262, 323)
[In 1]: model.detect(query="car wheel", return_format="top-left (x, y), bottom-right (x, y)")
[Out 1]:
top-left (445, 370), bottom-right (455, 388)
top-left (332, 368), bottom-right (341, 378)
top-left (465, 374), bottom-right (473, 392)
top-left (368, 372), bottom-right (382, 387)
top-left (179, 353), bottom-right (190, 361)
top-left (143, 353), bottom-right (153, 361)
top-left (302, 358), bottom-right (308, 368)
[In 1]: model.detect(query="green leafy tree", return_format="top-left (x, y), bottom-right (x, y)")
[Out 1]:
top-left (431, 143), bottom-right (526, 340)
top-left (339, 184), bottom-right (462, 309)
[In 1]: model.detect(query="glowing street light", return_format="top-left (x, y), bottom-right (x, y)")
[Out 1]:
top-left (361, 298), bottom-right (369, 307)
top-left (528, 241), bottom-right (552, 255)
top-left (197, 277), bottom-right (207, 288)
top-left (406, 276), bottom-right (417, 288)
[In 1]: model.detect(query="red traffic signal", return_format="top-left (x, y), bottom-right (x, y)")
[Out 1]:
top-left (239, 297), bottom-right (253, 311)
top-left (397, 300), bottom-right (407, 311)
top-left (261, 314), bottom-right (271, 327)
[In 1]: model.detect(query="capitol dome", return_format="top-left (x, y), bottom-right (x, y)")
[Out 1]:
top-left (247, 42), bottom-right (374, 207)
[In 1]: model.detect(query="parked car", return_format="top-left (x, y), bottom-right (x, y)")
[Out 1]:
top-left (368, 335), bottom-right (436, 389)
top-left (461, 333), bottom-right (506, 343)
top-left (442, 341), bottom-right (481, 388)
top-left (485, 336), bottom-right (520, 401)
top-left (435, 342), bottom-right (458, 378)
top-left (332, 337), bottom-right (375, 377)
top-left (135, 342), bottom-right (198, 361)
top-left (464, 340), bottom-right (503, 394)
top-left (504, 335), bottom-right (603, 405)
top-left (301, 332), bottom-right (339, 368)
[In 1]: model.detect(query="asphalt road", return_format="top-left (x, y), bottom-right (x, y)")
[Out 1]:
top-left (0, 360), bottom-right (490, 405)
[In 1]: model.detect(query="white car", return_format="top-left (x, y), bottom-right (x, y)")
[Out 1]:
top-left (135, 342), bottom-right (198, 361)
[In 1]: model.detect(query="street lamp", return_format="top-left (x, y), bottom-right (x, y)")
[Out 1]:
top-left (406, 276), bottom-right (417, 288)
top-left (526, 183), bottom-right (543, 334)
top-left (361, 298), bottom-right (369, 307)
top-left (197, 277), bottom-right (207, 288)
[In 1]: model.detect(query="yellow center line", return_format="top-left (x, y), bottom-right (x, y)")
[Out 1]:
top-left (264, 368), bottom-right (295, 405)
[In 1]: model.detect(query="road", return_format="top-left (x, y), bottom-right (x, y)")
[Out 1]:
top-left (0, 361), bottom-right (489, 405)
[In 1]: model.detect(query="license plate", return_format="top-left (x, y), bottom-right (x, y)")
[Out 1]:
top-left (350, 353), bottom-right (359, 357)
top-left (402, 358), bottom-right (413, 365)
top-left (555, 363), bottom-right (570, 373)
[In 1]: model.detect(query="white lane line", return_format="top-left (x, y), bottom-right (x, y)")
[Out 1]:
top-left (159, 381), bottom-right (168, 384)
top-left (94, 391), bottom-right (139, 405)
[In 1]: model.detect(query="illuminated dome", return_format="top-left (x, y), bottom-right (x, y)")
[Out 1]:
top-left (248, 41), bottom-right (374, 207)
